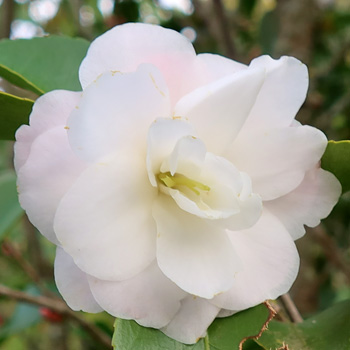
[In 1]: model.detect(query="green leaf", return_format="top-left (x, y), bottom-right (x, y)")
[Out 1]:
top-left (0, 36), bottom-right (89, 94)
top-left (112, 303), bottom-right (272, 350)
top-left (256, 300), bottom-right (350, 350)
top-left (0, 171), bottom-right (23, 240)
top-left (0, 92), bottom-right (33, 140)
top-left (321, 140), bottom-right (350, 193)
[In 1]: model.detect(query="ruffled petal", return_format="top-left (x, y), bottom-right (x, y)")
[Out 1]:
top-left (174, 67), bottom-right (265, 154)
top-left (14, 90), bottom-right (81, 172)
top-left (265, 167), bottom-right (341, 240)
top-left (68, 64), bottom-right (170, 163)
top-left (54, 152), bottom-right (157, 281)
top-left (241, 56), bottom-right (308, 132)
top-left (161, 135), bottom-right (206, 178)
top-left (17, 126), bottom-right (86, 244)
top-left (153, 196), bottom-right (241, 299)
top-left (227, 125), bottom-right (328, 200)
top-left (87, 262), bottom-right (186, 328)
top-left (54, 247), bottom-right (102, 313)
top-left (211, 209), bottom-right (299, 310)
top-left (79, 23), bottom-right (197, 105)
top-left (161, 296), bottom-right (220, 344)
top-left (147, 118), bottom-right (196, 186)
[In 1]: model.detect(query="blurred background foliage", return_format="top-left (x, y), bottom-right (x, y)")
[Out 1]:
top-left (0, 0), bottom-right (350, 349)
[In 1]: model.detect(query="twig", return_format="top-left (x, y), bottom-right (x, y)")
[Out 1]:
top-left (239, 301), bottom-right (277, 350)
top-left (309, 225), bottom-right (350, 283)
top-left (212, 0), bottom-right (236, 59)
top-left (0, 0), bottom-right (15, 39)
top-left (0, 284), bottom-right (112, 348)
top-left (2, 239), bottom-right (55, 298)
top-left (280, 293), bottom-right (303, 323)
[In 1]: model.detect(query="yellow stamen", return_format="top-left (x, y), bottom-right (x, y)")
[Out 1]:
top-left (157, 172), bottom-right (210, 195)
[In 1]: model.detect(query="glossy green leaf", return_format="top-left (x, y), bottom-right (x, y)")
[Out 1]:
top-left (0, 36), bottom-right (89, 94)
top-left (256, 300), bottom-right (350, 350)
top-left (0, 171), bottom-right (23, 240)
top-left (0, 92), bottom-right (33, 140)
top-left (112, 303), bottom-right (272, 350)
top-left (321, 140), bottom-right (350, 193)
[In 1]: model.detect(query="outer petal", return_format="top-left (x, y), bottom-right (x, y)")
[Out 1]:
top-left (153, 196), bottom-right (241, 299)
top-left (14, 90), bottom-right (81, 171)
top-left (226, 125), bottom-right (328, 200)
top-left (192, 53), bottom-right (247, 87)
top-left (87, 262), bottom-right (186, 329)
top-left (54, 247), bottom-right (102, 313)
top-left (68, 64), bottom-right (170, 163)
top-left (17, 126), bottom-right (86, 244)
top-left (241, 56), bottom-right (308, 132)
top-left (54, 152), bottom-right (157, 281)
top-left (79, 23), bottom-right (197, 105)
top-left (161, 296), bottom-right (220, 344)
top-left (265, 167), bottom-right (341, 240)
top-left (211, 209), bottom-right (299, 310)
top-left (174, 67), bottom-right (265, 154)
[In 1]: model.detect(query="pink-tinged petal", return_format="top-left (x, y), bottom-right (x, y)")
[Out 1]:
top-left (153, 195), bottom-right (241, 299)
top-left (54, 152), bottom-right (157, 281)
top-left (79, 23), bottom-right (197, 105)
top-left (193, 53), bottom-right (247, 86)
top-left (161, 296), bottom-right (220, 344)
top-left (17, 126), bottom-right (86, 245)
top-left (227, 125), bottom-right (328, 200)
top-left (241, 56), bottom-right (308, 132)
top-left (14, 90), bottom-right (81, 171)
top-left (87, 262), bottom-right (186, 329)
top-left (211, 209), bottom-right (299, 311)
top-left (54, 247), bottom-right (102, 313)
top-left (265, 167), bottom-right (341, 240)
top-left (174, 67), bottom-right (265, 154)
top-left (147, 118), bottom-right (196, 186)
top-left (68, 64), bottom-right (170, 163)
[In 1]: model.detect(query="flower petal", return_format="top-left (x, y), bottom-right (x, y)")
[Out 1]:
top-left (211, 209), bottom-right (299, 310)
top-left (265, 167), bottom-right (341, 240)
top-left (193, 53), bottom-right (247, 86)
top-left (79, 23), bottom-right (197, 105)
top-left (219, 173), bottom-right (263, 231)
top-left (17, 126), bottom-right (86, 244)
top-left (54, 247), bottom-right (102, 313)
top-left (161, 135), bottom-right (206, 178)
top-left (153, 195), bottom-right (241, 299)
top-left (54, 152), bottom-right (157, 281)
top-left (174, 67), bottom-right (265, 154)
top-left (161, 296), bottom-right (220, 344)
top-left (68, 64), bottom-right (170, 163)
top-left (87, 262), bottom-right (186, 328)
top-left (147, 118), bottom-right (196, 186)
top-left (217, 309), bottom-right (236, 318)
top-left (227, 125), bottom-right (328, 200)
top-left (242, 56), bottom-right (308, 131)
top-left (14, 90), bottom-right (81, 172)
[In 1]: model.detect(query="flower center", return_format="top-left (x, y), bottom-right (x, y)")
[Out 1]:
top-left (157, 172), bottom-right (210, 195)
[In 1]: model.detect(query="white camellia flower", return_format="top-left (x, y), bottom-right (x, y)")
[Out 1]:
top-left (15, 23), bottom-right (341, 344)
